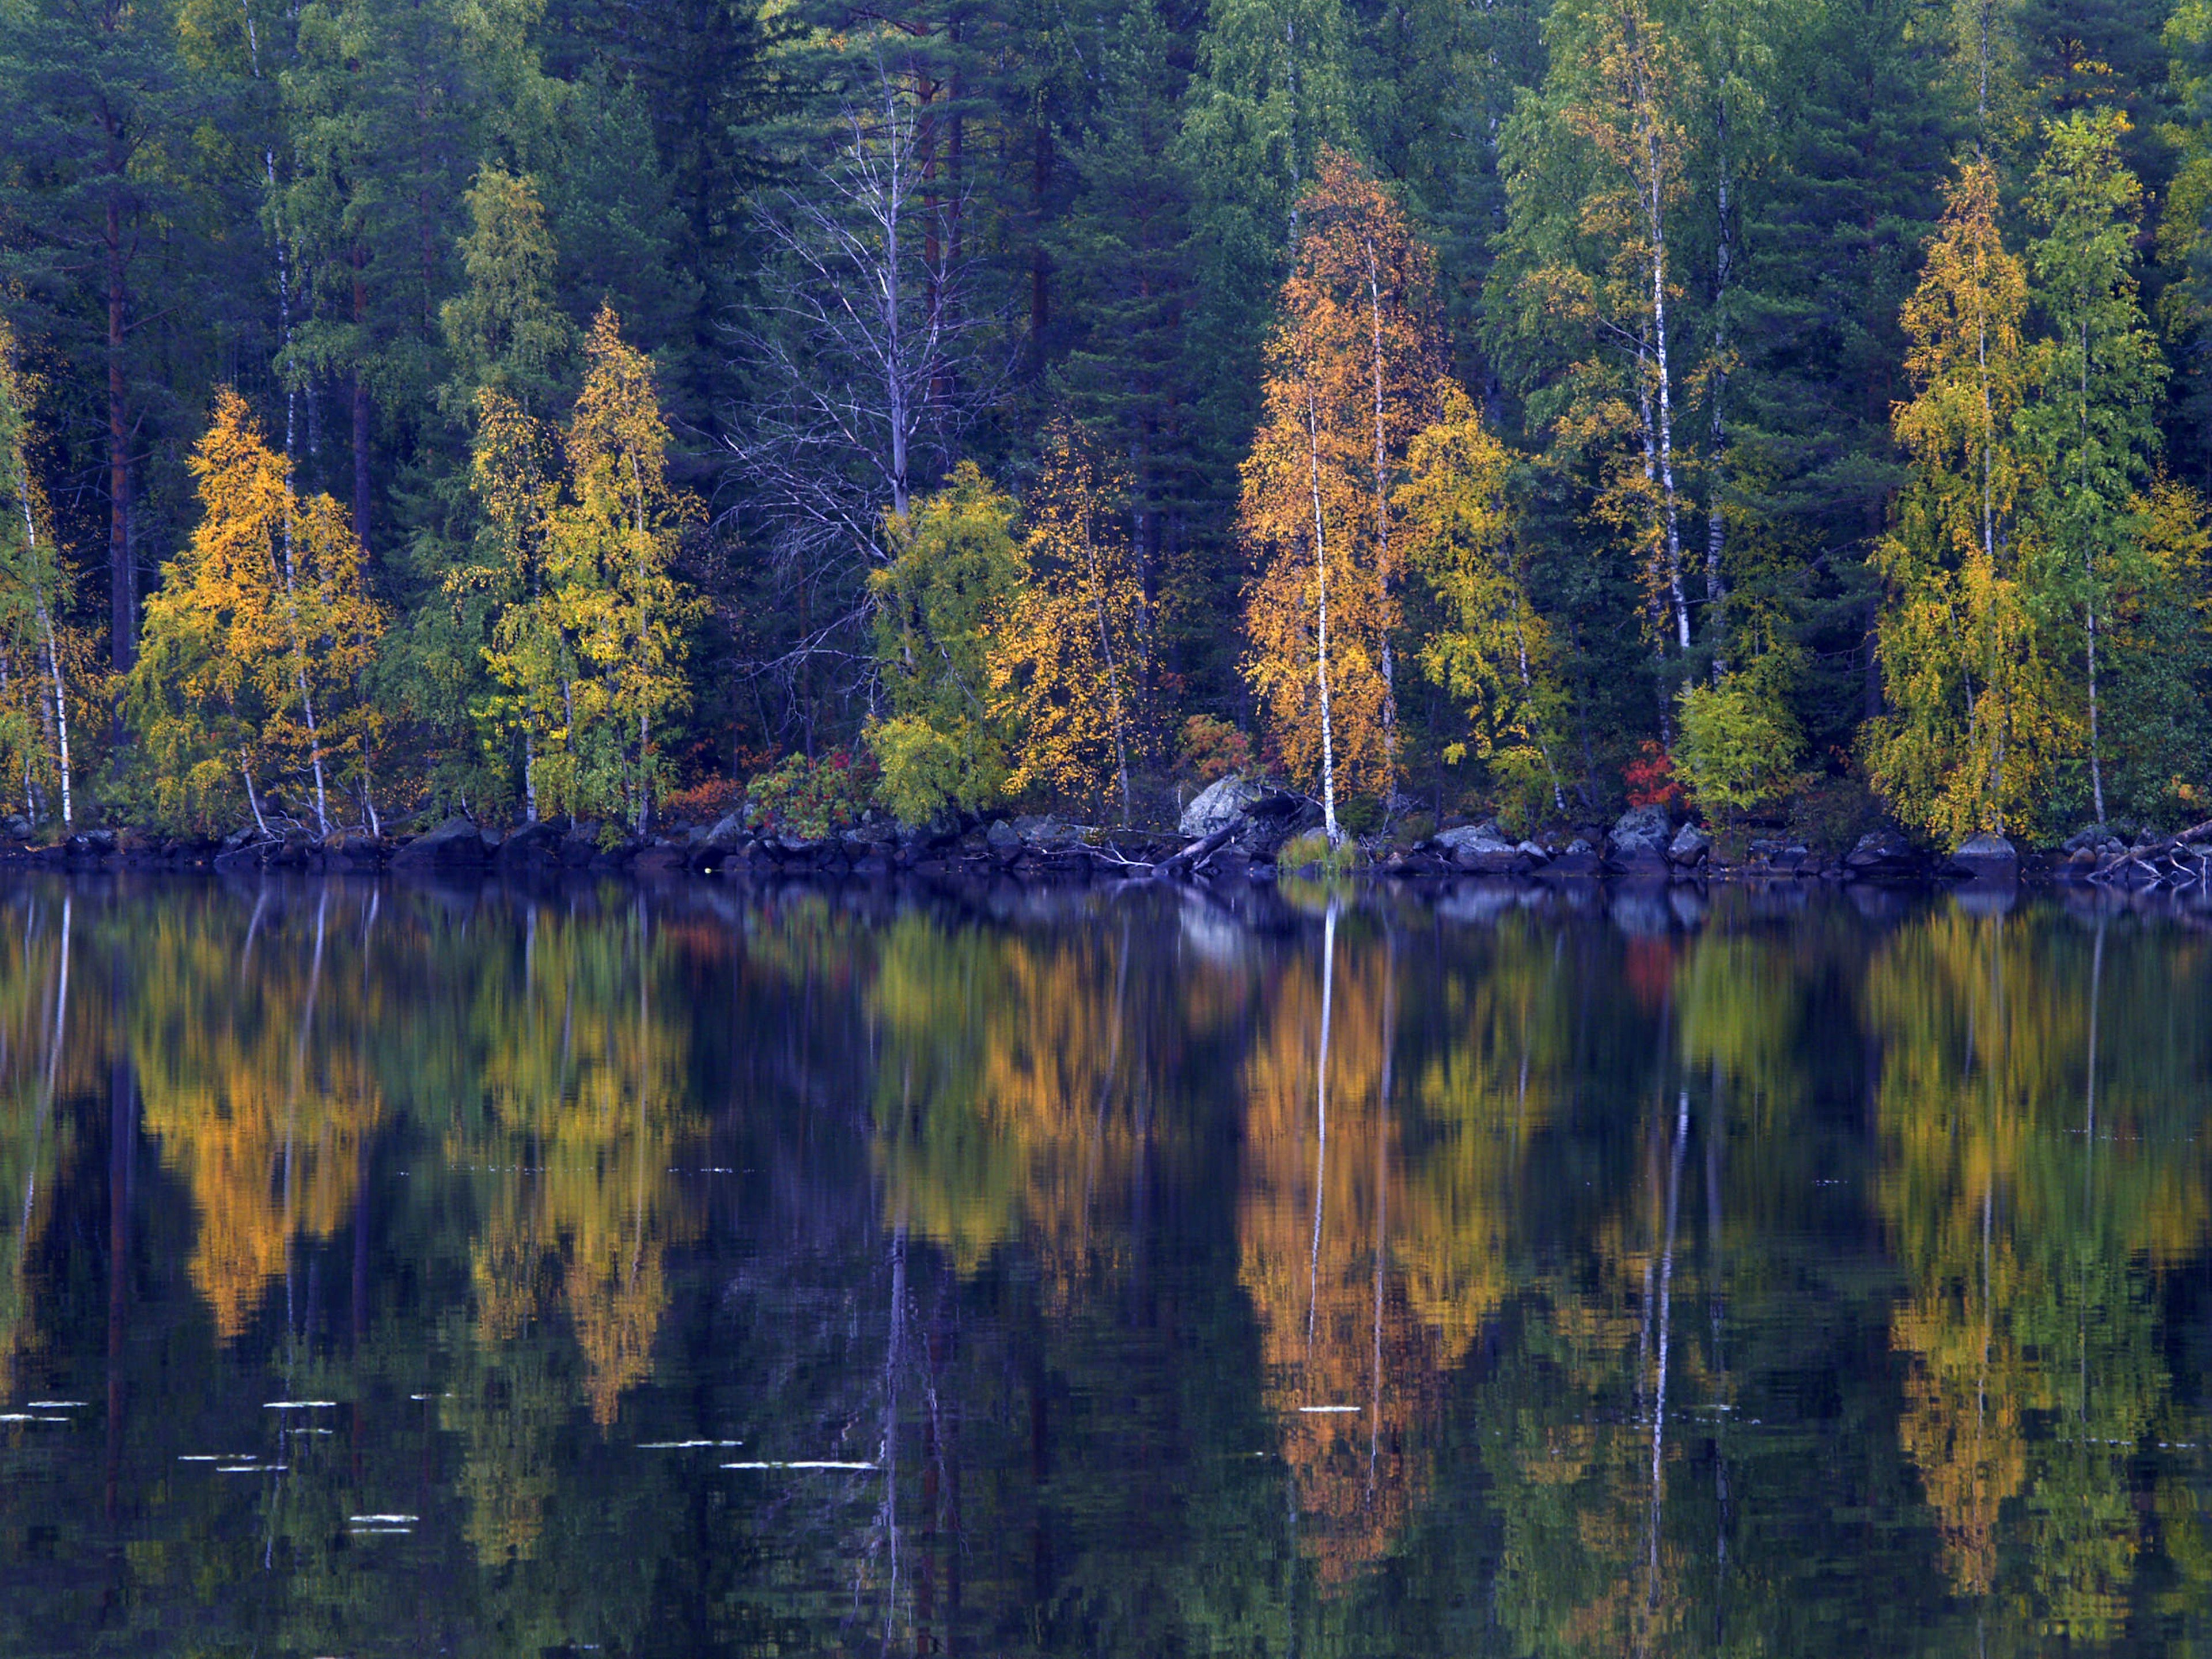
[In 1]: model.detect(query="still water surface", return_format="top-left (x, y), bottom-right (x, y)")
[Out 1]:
top-left (0, 874), bottom-right (2208, 1656)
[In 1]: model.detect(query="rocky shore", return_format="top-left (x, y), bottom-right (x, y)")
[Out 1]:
top-left (4, 777), bottom-right (2205, 892)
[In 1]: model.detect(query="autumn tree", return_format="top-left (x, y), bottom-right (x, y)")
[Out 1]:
top-left (0, 321), bottom-right (80, 828)
top-left (1394, 382), bottom-right (1565, 820)
top-left (128, 388), bottom-right (384, 834)
top-left (1865, 159), bottom-right (2064, 844)
top-left (461, 388), bottom-right (565, 820)
top-left (1242, 152), bottom-right (1441, 842)
top-left (990, 419), bottom-right (1153, 824)
top-left (868, 462), bottom-right (1023, 825)
top-left (539, 306), bottom-right (699, 835)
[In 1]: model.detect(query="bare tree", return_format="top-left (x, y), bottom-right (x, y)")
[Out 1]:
top-left (726, 57), bottom-right (1008, 734)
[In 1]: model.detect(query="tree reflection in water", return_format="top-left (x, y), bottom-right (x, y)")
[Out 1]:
top-left (0, 876), bottom-right (2206, 1656)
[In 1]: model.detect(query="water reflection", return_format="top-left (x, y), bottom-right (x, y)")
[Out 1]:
top-left (0, 876), bottom-right (2207, 1655)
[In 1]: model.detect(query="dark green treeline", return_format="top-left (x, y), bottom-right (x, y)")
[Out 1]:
top-left (6, 0), bottom-right (2212, 826)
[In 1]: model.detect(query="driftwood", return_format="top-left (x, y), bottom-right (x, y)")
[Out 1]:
top-left (2089, 819), bottom-right (2212, 886)
top-left (1155, 824), bottom-right (1237, 879)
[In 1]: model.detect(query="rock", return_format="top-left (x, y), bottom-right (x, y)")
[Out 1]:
top-left (1433, 821), bottom-right (1529, 874)
top-left (1546, 838), bottom-right (1601, 876)
top-left (495, 818), bottom-right (565, 872)
top-left (1843, 828), bottom-right (1930, 884)
top-left (1947, 831), bottom-right (2018, 881)
top-left (986, 819), bottom-right (1023, 855)
top-left (1666, 822), bottom-right (1711, 868)
top-left (321, 831), bottom-right (388, 870)
top-left (391, 815), bottom-right (493, 869)
top-left (1179, 774), bottom-right (1272, 837)
top-left (2, 816), bottom-right (29, 840)
top-left (1516, 839), bottom-right (1551, 867)
top-left (1605, 806), bottom-right (1673, 873)
top-left (1013, 814), bottom-right (1093, 847)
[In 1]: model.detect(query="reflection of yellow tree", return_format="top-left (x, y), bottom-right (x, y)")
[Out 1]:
top-left (458, 910), bottom-right (698, 1433)
top-left (1870, 909), bottom-right (2211, 1635)
top-left (870, 911), bottom-right (1157, 1302)
top-left (135, 895), bottom-right (381, 1343)
top-left (1237, 912), bottom-right (1483, 1587)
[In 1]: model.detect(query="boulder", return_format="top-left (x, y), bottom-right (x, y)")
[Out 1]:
top-left (1666, 822), bottom-right (1711, 868)
top-left (1179, 774), bottom-right (1272, 837)
top-left (392, 815), bottom-right (493, 869)
top-left (1433, 820), bottom-right (1528, 874)
top-left (1843, 828), bottom-right (1930, 884)
top-left (1014, 814), bottom-right (1092, 847)
top-left (986, 819), bottom-right (1024, 858)
top-left (1516, 839), bottom-right (1551, 867)
top-left (1605, 806), bottom-right (1673, 873)
top-left (495, 818), bottom-right (565, 872)
top-left (1947, 831), bottom-right (2018, 881)
top-left (1546, 838), bottom-right (1601, 876)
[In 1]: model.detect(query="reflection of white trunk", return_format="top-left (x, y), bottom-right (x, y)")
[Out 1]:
top-left (17, 896), bottom-right (69, 1249)
top-left (1645, 1091), bottom-right (1688, 1634)
top-left (1309, 900), bottom-right (1337, 1351)
top-left (878, 1222), bottom-right (907, 1645)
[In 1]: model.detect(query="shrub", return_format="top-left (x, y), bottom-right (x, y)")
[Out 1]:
top-left (1178, 714), bottom-right (1254, 782)
top-left (1277, 829), bottom-right (1365, 872)
top-left (1622, 740), bottom-right (1681, 809)
top-left (743, 751), bottom-right (869, 840)
top-left (1675, 663), bottom-right (1805, 818)
top-left (661, 777), bottom-right (744, 824)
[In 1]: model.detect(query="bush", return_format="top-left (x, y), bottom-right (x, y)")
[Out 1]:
top-left (1277, 829), bottom-right (1366, 873)
top-left (1676, 667), bottom-right (1804, 817)
top-left (661, 777), bottom-right (744, 824)
top-left (743, 751), bottom-right (869, 840)
top-left (1622, 740), bottom-right (1682, 809)
top-left (1178, 714), bottom-right (1255, 782)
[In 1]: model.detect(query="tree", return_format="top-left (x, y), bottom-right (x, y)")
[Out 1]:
top-left (1865, 159), bottom-right (2064, 844)
top-left (1241, 153), bottom-right (1441, 841)
top-left (2021, 111), bottom-right (2164, 825)
top-left (0, 322), bottom-right (81, 828)
top-left (732, 58), bottom-right (1008, 744)
top-left (990, 419), bottom-right (1152, 823)
top-left (463, 388), bottom-right (566, 821)
top-left (868, 462), bottom-right (1022, 825)
top-left (127, 388), bottom-right (382, 833)
top-left (1395, 382), bottom-right (1565, 819)
top-left (539, 306), bottom-right (698, 834)
top-left (1675, 647), bottom-right (1805, 817)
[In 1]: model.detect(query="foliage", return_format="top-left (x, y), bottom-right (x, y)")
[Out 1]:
top-left (742, 750), bottom-right (868, 841)
top-left (989, 419), bottom-right (1153, 823)
top-left (128, 388), bottom-right (383, 834)
top-left (1177, 714), bottom-right (1256, 782)
top-left (0, 320), bottom-right (86, 830)
top-left (1241, 151), bottom-right (1441, 840)
top-left (1621, 739), bottom-right (1681, 809)
top-left (1675, 649), bottom-right (1806, 815)
top-left (867, 463), bottom-right (1024, 826)
top-left (658, 777), bottom-right (743, 823)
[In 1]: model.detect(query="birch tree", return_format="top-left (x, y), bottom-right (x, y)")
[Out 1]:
top-left (731, 56), bottom-right (1007, 731)
top-left (0, 322), bottom-right (79, 829)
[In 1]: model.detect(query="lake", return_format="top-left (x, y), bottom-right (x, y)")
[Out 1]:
top-left (0, 872), bottom-right (2207, 1656)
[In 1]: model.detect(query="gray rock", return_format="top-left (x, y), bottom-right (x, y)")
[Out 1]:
top-left (1667, 822), bottom-right (1711, 867)
top-left (1014, 814), bottom-right (1092, 847)
top-left (1948, 831), bottom-right (2018, 881)
top-left (1433, 820), bottom-right (1528, 874)
top-left (1547, 838), bottom-right (1600, 876)
top-left (986, 819), bottom-right (1023, 854)
top-left (495, 819), bottom-right (564, 870)
top-left (1516, 839), bottom-right (1551, 866)
top-left (1843, 828), bottom-right (1930, 884)
top-left (1605, 805), bottom-right (1673, 872)
top-left (1179, 774), bottom-right (1272, 837)
top-left (392, 815), bottom-right (493, 869)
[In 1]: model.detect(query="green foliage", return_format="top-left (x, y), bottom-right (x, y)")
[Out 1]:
top-left (866, 463), bottom-right (1024, 825)
top-left (1675, 652), bottom-right (1806, 815)
top-left (742, 750), bottom-right (866, 840)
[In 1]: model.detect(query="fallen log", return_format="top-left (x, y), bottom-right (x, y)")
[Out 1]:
top-left (2089, 818), bottom-right (2212, 885)
top-left (1156, 824), bottom-right (1237, 880)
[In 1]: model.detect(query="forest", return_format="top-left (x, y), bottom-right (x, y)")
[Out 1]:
top-left (2, 0), bottom-right (2209, 848)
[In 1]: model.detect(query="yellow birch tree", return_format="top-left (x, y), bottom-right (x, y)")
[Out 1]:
top-left (130, 388), bottom-right (384, 834)
top-left (1242, 151), bottom-right (1441, 840)
top-left (990, 418), bottom-right (1152, 824)
top-left (1865, 159), bottom-right (2066, 843)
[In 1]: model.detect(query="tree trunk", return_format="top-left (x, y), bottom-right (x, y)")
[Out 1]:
top-left (1305, 377), bottom-right (1339, 846)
